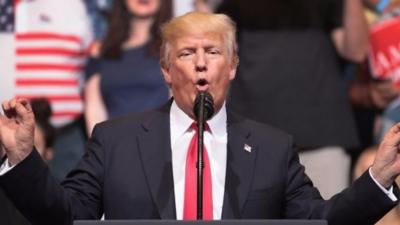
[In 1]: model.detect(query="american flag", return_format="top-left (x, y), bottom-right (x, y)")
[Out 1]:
top-left (0, 0), bottom-right (15, 32)
top-left (12, 0), bottom-right (93, 127)
top-left (0, 0), bottom-right (16, 105)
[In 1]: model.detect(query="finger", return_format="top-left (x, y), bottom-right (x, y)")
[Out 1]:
top-left (9, 98), bottom-right (17, 109)
top-left (383, 123), bottom-right (400, 145)
top-left (2, 99), bottom-right (17, 118)
top-left (2, 100), bottom-right (10, 112)
top-left (391, 123), bottom-right (400, 134)
top-left (382, 88), bottom-right (399, 98)
top-left (375, 84), bottom-right (391, 92)
top-left (381, 123), bottom-right (399, 140)
top-left (14, 101), bottom-right (34, 124)
top-left (17, 98), bottom-right (32, 113)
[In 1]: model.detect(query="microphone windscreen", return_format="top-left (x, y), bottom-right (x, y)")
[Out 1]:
top-left (193, 92), bottom-right (214, 120)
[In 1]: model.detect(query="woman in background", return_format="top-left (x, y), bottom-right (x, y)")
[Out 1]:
top-left (85, 0), bottom-right (172, 135)
top-left (217, 0), bottom-right (369, 199)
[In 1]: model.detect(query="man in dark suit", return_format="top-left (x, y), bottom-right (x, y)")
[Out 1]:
top-left (0, 12), bottom-right (400, 225)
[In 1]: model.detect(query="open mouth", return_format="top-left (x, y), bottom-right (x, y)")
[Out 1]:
top-left (196, 79), bottom-right (209, 91)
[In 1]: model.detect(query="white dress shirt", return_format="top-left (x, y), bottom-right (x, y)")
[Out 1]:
top-left (170, 100), bottom-right (227, 220)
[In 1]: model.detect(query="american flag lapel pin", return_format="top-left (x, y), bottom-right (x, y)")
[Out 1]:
top-left (244, 144), bottom-right (252, 153)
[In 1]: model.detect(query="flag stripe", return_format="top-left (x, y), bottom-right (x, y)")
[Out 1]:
top-left (16, 40), bottom-right (82, 50)
top-left (16, 87), bottom-right (81, 95)
top-left (15, 95), bottom-right (82, 101)
top-left (16, 48), bottom-right (86, 57)
top-left (16, 79), bottom-right (79, 86)
top-left (16, 63), bottom-right (83, 71)
top-left (16, 55), bottom-right (85, 65)
top-left (16, 70), bottom-right (82, 79)
top-left (16, 32), bottom-right (82, 44)
top-left (52, 111), bottom-right (82, 117)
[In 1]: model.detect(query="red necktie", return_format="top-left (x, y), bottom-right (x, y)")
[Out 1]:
top-left (183, 123), bottom-right (213, 220)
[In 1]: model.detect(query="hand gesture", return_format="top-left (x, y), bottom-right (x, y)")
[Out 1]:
top-left (370, 80), bottom-right (400, 109)
top-left (0, 98), bottom-right (35, 166)
top-left (371, 123), bottom-right (400, 188)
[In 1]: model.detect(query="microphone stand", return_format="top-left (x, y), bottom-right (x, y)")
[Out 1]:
top-left (196, 92), bottom-right (206, 220)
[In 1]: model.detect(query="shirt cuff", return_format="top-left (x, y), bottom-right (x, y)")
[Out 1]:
top-left (0, 158), bottom-right (16, 176)
top-left (369, 167), bottom-right (398, 201)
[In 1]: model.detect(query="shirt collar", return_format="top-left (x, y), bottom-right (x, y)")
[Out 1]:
top-left (170, 100), bottom-right (227, 144)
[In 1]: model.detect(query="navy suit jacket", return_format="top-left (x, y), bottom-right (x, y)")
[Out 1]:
top-left (0, 102), bottom-right (398, 225)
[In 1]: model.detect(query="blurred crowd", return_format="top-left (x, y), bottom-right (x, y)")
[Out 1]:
top-left (1, 0), bottom-right (400, 224)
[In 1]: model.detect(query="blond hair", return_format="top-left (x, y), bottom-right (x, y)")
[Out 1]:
top-left (160, 12), bottom-right (239, 69)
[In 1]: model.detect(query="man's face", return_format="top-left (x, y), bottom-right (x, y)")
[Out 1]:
top-left (161, 32), bottom-right (236, 119)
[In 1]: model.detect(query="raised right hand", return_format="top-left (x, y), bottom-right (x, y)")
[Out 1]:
top-left (0, 98), bottom-right (35, 166)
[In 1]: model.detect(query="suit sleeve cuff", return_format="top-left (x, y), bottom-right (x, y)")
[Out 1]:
top-left (0, 158), bottom-right (16, 176)
top-left (369, 167), bottom-right (398, 201)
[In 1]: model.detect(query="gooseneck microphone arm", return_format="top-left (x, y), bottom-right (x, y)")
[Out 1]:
top-left (196, 94), bottom-right (206, 220)
top-left (193, 91), bottom-right (214, 220)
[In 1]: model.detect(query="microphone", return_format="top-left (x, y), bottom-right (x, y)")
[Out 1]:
top-left (193, 91), bottom-right (214, 121)
top-left (192, 91), bottom-right (214, 220)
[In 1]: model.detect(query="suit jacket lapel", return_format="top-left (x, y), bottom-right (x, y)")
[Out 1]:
top-left (222, 111), bottom-right (257, 219)
top-left (137, 103), bottom-right (257, 219)
top-left (137, 102), bottom-right (176, 219)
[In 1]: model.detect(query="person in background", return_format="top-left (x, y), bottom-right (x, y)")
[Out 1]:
top-left (0, 98), bottom-right (55, 225)
top-left (14, 0), bottom-right (94, 181)
top-left (216, 0), bottom-right (369, 199)
top-left (348, 0), bottom-right (400, 170)
top-left (348, 62), bottom-right (400, 163)
top-left (351, 4), bottom-right (400, 224)
top-left (84, 0), bottom-right (172, 135)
